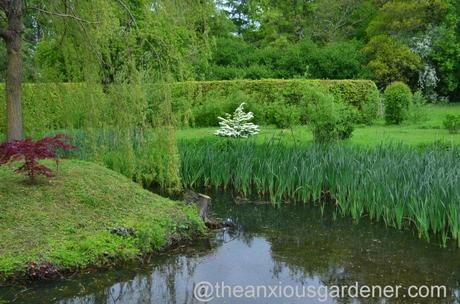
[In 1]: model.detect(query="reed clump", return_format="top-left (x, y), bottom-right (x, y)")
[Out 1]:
top-left (179, 140), bottom-right (460, 247)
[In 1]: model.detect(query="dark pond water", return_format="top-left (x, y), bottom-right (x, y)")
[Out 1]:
top-left (2, 192), bottom-right (460, 303)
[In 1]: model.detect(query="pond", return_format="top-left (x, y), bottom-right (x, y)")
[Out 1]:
top-left (1, 192), bottom-right (460, 303)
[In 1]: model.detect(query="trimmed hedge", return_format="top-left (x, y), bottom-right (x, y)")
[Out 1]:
top-left (0, 79), bottom-right (380, 134)
top-left (159, 79), bottom-right (380, 126)
top-left (0, 83), bottom-right (108, 135)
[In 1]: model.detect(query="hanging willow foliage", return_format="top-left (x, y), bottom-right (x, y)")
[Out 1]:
top-left (31, 0), bottom-right (214, 193)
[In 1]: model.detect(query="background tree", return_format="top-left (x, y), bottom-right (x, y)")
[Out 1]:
top-left (364, 35), bottom-right (421, 87)
top-left (0, 0), bottom-right (24, 140)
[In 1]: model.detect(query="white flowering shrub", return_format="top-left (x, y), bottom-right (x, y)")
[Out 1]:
top-left (215, 103), bottom-right (260, 138)
top-left (418, 64), bottom-right (439, 92)
top-left (411, 28), bottom-right (440, 100)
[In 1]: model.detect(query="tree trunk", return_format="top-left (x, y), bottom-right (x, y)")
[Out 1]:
top-left (1, 0), bottom-right (23, 141)
top-left (6, 30), bottom-right (22, 141)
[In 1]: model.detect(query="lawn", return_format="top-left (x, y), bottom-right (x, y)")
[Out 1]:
top-left (0, 160), bottom-right (204, 281)
top-left (177, 104), bottom-right (460, 146)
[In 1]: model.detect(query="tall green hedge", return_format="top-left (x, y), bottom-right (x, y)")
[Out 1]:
top-left (158, 79), bottom-right (380, 126)
top-left (0, 83), bottom-right (108, 135)
top-left (0, 79), bottom-right (380, 134)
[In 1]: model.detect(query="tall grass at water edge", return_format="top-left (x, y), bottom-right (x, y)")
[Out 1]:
top-left (179, 140), bottom-right (460, 247)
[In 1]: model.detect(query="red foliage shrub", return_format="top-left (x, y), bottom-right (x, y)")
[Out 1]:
top-left (0, 134), bottom-right (75, 181)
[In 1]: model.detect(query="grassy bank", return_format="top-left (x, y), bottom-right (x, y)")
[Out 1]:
top-left (179, 140), bottom-right (460, 247)
top-left (0, 160), bottom-right (204, 282)
top-left (177, 104), bottom-right (460, 146)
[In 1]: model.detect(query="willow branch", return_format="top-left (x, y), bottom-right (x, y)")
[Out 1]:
top-left (30, 7), bottom-right (99, 24)
top-left (115, 0), bottom-right (136, 25)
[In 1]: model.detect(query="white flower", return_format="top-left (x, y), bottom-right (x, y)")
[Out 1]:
top-left (215, 103), bottom-right (260, 138)
top-left (410, 27), bottom-right (440, 97)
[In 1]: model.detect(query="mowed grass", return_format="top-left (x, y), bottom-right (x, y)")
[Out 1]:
top-left (176, 103), bottom-right (460, 146)
top-left (0, 160), bottom-right (204, 280)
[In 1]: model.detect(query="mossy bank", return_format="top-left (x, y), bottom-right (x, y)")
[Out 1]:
top-left (0, 160), bottom-right (205, 282)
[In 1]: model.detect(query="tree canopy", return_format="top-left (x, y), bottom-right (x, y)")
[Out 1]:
top-left (0, 0), bottom-right (458, 99)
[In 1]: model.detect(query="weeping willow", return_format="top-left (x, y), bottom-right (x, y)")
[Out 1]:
top-left (33, 0), bottom-right (213, 193)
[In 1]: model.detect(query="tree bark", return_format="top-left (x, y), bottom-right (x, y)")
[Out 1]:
top-left (1, 0), bottom-right (23, 141)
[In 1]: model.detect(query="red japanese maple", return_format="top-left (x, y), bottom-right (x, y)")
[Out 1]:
top-left (0, 134), bottom-right (75, 181)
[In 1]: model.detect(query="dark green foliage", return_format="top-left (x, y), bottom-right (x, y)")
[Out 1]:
top-left (384, 82), bottom-right (413, 125)
top-left (430, 0), bottom-right (460, 99)
top-left (443, 114), bottom-right (460, 134)
top-left (179, 140), bottom-right (460, 246)
top-left (303, 40), bottom-right (371, 80)
top-left (206, 38), bottom-right (370, 80)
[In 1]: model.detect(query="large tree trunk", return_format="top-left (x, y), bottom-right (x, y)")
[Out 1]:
top-left (0, 0), bottom-right (23, 141)
top-left (6, 31), bottom-right (22, 141)
top-left (5, 1), bottom-right (23, 141)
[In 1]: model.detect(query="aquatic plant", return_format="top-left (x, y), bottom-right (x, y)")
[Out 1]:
top-left (179, 140), bottom-right (460, 247)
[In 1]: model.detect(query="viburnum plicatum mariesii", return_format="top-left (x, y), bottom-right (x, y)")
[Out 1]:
top-left (215, 103), bottom-right (260, 138)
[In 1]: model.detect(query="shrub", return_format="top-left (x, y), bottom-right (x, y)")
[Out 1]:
top-left (364, 35), bottom-right (421, 88)
top-left (361, 89), bottom-right (382, 125)
top-left (0, 134), bottom-right (75, 182)
top-left (443, 115), bottom-right (460, 134)
top-left (308, 40), bottom-right (371, 80)
top-left (384, 82), bottom-right (413, 125)
top-left (408, 90), bottom-right (428, 123)
top-left (308, 91), bottom-right (355, 143)
top-left (269, 104), bottom-right (300, 129)
top-left (215, 103), bottom-right (260, 138)
top-left (265, 93), bottom-right (300, 128)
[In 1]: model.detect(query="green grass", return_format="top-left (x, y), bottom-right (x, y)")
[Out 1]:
top-left (0, 160), bottom-right (204, 281)
top-left (176, 103), bottom-right (460, 146)
top-left (179, 140), bottom-right (460, 247)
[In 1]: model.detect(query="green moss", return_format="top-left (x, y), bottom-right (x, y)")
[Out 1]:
top-left (0, 160), bottom-right (204, 281)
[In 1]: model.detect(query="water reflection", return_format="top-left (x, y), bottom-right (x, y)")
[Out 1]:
top-left (2, 193), bottom-right (460, 303)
